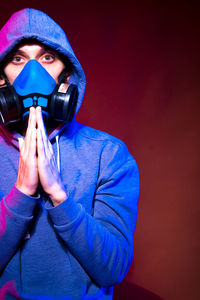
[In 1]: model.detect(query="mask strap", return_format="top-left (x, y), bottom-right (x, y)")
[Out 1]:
top-left (58, 68), bottom-right (68, 84)
top-left (1, 71), bottom-right (10, 86)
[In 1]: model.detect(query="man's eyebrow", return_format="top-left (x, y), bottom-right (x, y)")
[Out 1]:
top-left (38, 48), bottom-right (57, 55)
top-left (9, 47), bottom-right (57, 58)
top-left (10, 49), bottom-right (27, 57)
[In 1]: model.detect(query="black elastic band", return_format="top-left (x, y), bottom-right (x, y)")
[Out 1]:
top-left (1, 71), bottom-right (10, 86)
top-left (58, 68), bottom-right (68, 84)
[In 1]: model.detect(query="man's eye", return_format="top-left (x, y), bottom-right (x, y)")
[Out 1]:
top-left (12, 56), bottom-right (24, 64)
top-left (42, 54), bottom-right (54, 62)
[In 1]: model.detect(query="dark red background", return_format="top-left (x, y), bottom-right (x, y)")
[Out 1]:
top-left (1, 1), bottom-right (200, 299)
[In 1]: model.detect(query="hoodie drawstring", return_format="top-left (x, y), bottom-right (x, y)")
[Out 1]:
top-left (55, 135), bottom-right (60, 173)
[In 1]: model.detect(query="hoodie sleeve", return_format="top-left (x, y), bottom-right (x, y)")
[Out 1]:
top-left (46, 141), bottom-right (140, 287)
top-left (0, 185), bottom-right (38, 271)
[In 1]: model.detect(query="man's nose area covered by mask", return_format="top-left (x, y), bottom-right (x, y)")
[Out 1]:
top-left (13, 60), bottom-right (56, 96)
top-left (13, 60), bottom-right (56, 116)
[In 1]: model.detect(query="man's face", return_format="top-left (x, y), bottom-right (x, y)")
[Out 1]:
top-left (2, 42), bottom-right (66, 85)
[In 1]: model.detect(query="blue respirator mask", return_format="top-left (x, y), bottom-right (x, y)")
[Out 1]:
top-left (0, 60), bottom-right (78, 125)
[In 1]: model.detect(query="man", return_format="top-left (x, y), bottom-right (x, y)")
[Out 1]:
top-left (0, 8), bottom-right (140, 300)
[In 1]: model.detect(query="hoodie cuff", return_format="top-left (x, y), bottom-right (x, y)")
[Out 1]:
top-left (5, 185), bottom-right (39, 217)
top-left (45, 195), bottom-right (82, 226)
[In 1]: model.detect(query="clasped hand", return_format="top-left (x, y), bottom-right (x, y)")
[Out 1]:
top-left (16, 107), bottom-right (67, 206)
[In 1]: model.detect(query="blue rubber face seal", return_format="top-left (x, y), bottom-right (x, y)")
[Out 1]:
top-left (13, 59), bottom-right (56, 96)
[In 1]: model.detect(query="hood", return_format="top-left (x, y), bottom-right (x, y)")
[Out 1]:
top-left (0, 8), bottom-right (86, 148)
top-left (0, 7), bottom-right (86, 116)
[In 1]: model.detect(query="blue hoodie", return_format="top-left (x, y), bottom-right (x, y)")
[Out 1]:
top-left (0, 8), bottom-right (140, 300)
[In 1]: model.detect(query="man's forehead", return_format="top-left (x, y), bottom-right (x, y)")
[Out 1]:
top-left (13, 41), bottom-right (55, 54)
